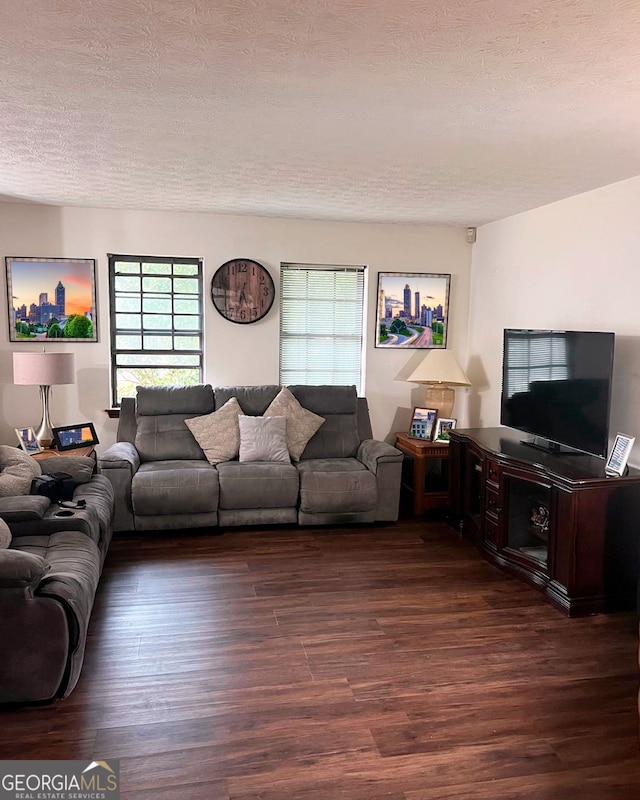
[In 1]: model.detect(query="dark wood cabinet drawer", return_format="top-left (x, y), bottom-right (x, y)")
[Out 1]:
top-left (486, 459), bottom-right (500, 486)
top-left (484, 518), bottom-right (498, 547)
top-left (485, 487), bottom-right (501, 518)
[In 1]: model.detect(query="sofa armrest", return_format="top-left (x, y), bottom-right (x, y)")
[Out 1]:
top-left (357, 439), bottom-right (403, 522)
top-left (39, 456), bottom-right (95, 484)
top-left (0, 495), bottom-right (50, 523)
top-left (357, 439), bottom-right (404, 475)
top-left (98, 442), bottom-right (141, 473)
top-left (97, 442), bottom-right (138, 532)
top-left (0, 549), bottom-right (49, 590)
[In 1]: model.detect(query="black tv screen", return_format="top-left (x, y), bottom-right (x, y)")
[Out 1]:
top-left (500, 329), bottom-right (615, 457)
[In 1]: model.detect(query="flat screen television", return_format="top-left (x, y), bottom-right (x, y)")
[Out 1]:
top-left (500, 329), bottom-right (615, 457)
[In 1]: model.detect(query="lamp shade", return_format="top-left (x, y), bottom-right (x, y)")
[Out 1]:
top-left (406, 349), bottom-right (471, 387)
top-left (13, 352), bottom-right (75, 386)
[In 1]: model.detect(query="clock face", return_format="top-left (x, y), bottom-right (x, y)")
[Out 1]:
top-left (210, 259), bottom-right (275, 324)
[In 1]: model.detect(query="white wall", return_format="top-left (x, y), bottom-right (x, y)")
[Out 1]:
top-left (468, 175), bottom-right (640, 464)
top-left (0, 204), bottom-right (472, 449)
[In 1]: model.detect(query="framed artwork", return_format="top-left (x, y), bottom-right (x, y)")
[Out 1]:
top-left (375, 272), bottom-right (450, 348)
top-left (605, 433), bottom-right (635, 476)
top-left (409, 407), bottom-right (438, 440)
top-left (6, 256), bottom-right (97, 342)
top-left (52, 422), bottom-right (100, 451)
top-left (15, 426), bottom-right (42, 454)
top-left (434, 417), bottom-right (456, 443)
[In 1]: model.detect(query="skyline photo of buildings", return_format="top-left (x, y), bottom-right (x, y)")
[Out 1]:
top-left (376, 272), bottom-right (450, 349)
top-left (7, 257), bottom-right (96, 341)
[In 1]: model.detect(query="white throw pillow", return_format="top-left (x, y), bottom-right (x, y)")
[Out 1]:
top-left (238, 415), bottom-right (290, 463)
top-left (264, 387), bottom-right (325, 461)
top-left (0, 445), bottom-right (42, 497)
top-left (185, 397), bottom-right (243, 464)
top-left (0, 518), bottom-right (11, 548)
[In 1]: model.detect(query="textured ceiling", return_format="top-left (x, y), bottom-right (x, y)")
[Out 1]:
top-left (2, 0), bottom-right (640, 226)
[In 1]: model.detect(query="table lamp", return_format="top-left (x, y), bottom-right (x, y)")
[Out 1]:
top-left (13, 352), bottom-right (76, 448)
top-left (406, 349), bottom-right (471, 418)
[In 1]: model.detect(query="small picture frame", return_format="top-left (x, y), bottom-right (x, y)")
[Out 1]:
top-left (605, 433), bottom-right (635, 476)
top-left (52, 422), bottom-right (99, 452)
top-left (409, 407), bottom-right (438, 440)
top-left (15, 426), bottom-right (42, 454)
top-left (434, 417), bottom-right (457, 443)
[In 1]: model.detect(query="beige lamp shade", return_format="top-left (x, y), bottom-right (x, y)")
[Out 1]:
top-left (13, 352), bottom-right (75, 448)
top-left (13, 352), bottom-right (75, 386)
top-left (406, 350), bottom-right (471, 418)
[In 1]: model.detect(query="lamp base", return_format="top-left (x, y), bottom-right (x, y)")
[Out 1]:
top-left (423, 386), bottom-right (455, 418)
top-left (34, 385), bottom-right (55, 449)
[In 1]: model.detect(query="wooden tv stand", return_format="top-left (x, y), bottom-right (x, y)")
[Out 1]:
top-left (448, 427), bottom-right (640, 616)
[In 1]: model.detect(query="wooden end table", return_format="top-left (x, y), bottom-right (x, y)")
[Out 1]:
top-left (394, 432), bottom-right (450, 514)
top-left (32, 446), bottom-right (97, 474)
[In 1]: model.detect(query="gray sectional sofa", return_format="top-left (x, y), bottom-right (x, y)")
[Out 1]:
top-left (0, 460), bottom-right (115, 705)
top-left (99, 384), bottom-right (403, 532)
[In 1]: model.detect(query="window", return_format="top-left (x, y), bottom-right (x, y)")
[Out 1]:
top-left (279, 263), bottom-right (366, 394)
top-left (108, 254), bottom-right (203, 406)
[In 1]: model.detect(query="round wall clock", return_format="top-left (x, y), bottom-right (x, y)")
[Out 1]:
top-left (210, 258), bottom-right (275, 324)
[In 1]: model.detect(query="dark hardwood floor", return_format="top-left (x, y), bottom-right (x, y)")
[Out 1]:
top-left (2, 515), bottom-right (639, 798)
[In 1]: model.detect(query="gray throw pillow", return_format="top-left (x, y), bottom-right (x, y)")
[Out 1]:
top-left (238, 416), bottom-right (290, 463)
top-left (0, 518), bottom-right (11, 549)
top-left (0, 445), bottom-right (42, 497)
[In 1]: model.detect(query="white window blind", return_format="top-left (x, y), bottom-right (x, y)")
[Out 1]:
top-left (279, 263), bottom-right (366, 394)
top-left (505, 333), bottom-right (568, 397)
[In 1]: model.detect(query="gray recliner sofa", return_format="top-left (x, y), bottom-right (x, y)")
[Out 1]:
top-left (99, 384), bottom-right (403, 532)
top-left (0, 463), bottom-right (115, 705)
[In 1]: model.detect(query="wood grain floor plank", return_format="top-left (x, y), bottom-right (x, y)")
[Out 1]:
top-left (2, 516), bottom-right (638, 799)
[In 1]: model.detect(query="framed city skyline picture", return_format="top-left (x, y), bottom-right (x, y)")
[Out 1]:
top-left (375, 272), bottom-right (450, 349)
top-left (6, 256), bottom-right (97, 342)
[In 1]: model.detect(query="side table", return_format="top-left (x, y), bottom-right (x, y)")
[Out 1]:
top-left (32, 446), bottom-right (97, 475)
top-left (394, 432), bottom-right (450, 514)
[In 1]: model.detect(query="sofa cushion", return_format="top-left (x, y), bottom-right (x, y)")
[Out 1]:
top-left (288, 386), bottom-right (360, 460)
top-left (239, 415), bottom-right (290, 463)
top-left (289, 385), bottom-right (358, 415)
top-left (185, 397), bottom-right (243, 465)
top-left (136, 414), bottom-right (207, 462)
top-left (300, 414), bottom-right (361, 460)
top-left (136, 385), bottom-right (214, 416)
top-left (214, 385), bottom-right (280, 415)
top-left (132, 461), bottom-right (219, 516)
top-left (298, 458), bottom-right (377, 514)
top-left (217, 462), bottom-right (299, 510)
top-left (0, 445), bottom-right (42, 497)
top-left (264, 387), bottom-right (325, 461)
top-left (134, 386), bottom-right (216, 463)
top-left (14, 531), bottom-right (102, 649)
